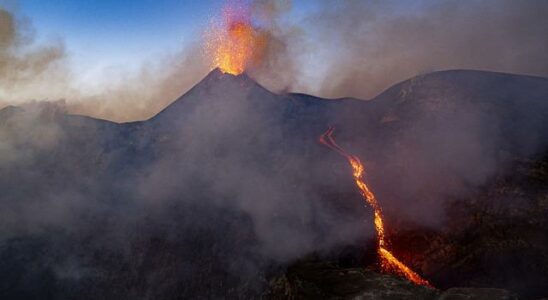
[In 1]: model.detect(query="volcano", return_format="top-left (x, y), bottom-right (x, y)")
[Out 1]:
top-left (0, 69), bottom-right (547, 299)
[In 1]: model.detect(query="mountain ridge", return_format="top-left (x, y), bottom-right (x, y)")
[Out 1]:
top-left (0, 69), bottom-right (547, 298)
top-left (3, 68), bottom-right (547, 125)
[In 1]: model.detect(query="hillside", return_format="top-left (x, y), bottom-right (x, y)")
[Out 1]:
top-left (0, 69), bottom-right (547, 299)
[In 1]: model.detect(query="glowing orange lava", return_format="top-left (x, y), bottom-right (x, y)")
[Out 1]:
top-left (319, 127), bottom-right (432, 287)
top-left (204, 3), bottom-right (265, 75)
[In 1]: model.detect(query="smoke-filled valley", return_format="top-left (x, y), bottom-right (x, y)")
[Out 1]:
top-left (1, 68), bottom-right (547, 299)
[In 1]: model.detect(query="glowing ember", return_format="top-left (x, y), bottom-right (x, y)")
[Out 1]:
top-left (319, 127), bottom-right (432, 287)
top-left (204, 2), bottom-right (265, 75)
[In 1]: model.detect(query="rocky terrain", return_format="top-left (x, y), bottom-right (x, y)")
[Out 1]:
top-left (264, 261), bottom-right (519, 299)
top-left (0, 69), bottom-right (547, 299)
top-left (263, 154), bottom-right (547, 299)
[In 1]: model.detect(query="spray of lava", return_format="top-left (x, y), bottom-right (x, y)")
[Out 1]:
top-left (319, 127), bottom-right (432, 287)
top-left (204, 2), bottom-right (266, 75)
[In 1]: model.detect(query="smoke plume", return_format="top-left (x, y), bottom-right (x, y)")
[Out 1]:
top-left (247, 0), bottom-right (548, 99)
top-left (312, 0), bottom-right (548, 99)
top-left (0, 6), bottom-right (210, 122)
top-left (0, 8), bottom-right (67, 104)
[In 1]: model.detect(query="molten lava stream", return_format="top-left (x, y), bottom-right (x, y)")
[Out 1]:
top-left (319, 127), bottom-right (432, 287)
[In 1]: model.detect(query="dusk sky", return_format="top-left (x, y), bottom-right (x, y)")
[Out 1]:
top-left (19, 1), bottom-right (215, 67)
top-left (11, 0), bottom-right (316, 79)
top-left (1, 0), bottom-right (546, 121)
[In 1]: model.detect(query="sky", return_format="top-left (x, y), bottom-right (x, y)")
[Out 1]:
top-left (0, 0), bottom-right (325, 98)
top-left (11, 0), bottom-right (316, 82)
top-left (14, 1), bottom-right (226, 83)
top-left (0, 0), bottom-right (547, 121)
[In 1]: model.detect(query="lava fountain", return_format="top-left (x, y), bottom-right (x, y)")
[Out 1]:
top-left (319, 127), bottom-right (432, 287)
top-left (204, 2), bottom-right (266, 75)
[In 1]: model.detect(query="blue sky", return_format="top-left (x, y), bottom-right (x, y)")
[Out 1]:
top-left (1, 0), bottom-right (416, 85)
top-left (16, 1), bottom-right (224, 72)
top-left (2, 0), bottom-right (544, 122)
top-left (10, 0), bottom-right (318, 77)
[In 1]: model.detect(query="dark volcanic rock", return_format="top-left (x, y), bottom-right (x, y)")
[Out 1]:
top-left (1, 69), bottom-right (547, 298)
top-left (389, 155), bottom-right (548, 299)
top-left (438, 288), bottom-right (518, 300)
top-left (263, 262), bottom-right (520, 300)
top-left (263, 262), bottom-right (438, 300)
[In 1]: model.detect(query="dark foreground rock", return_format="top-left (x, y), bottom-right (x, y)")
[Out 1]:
top-left (263, 262), bottom-right (438, 300)
top-left (438, 288), bottom-right (518, 300)
top-left (264, 262), bottom-right (519, 300)
top-left (388, 155), bottom-right (548, 299)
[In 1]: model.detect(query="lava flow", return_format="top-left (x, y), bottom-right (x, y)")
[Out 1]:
top-left (204, 2), bottom-right (266, 75)
top-left (319, 127), bottom-right (432, 287)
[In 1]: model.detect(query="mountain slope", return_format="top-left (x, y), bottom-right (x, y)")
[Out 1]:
top-left (0, 69), bottom-right (547, 299)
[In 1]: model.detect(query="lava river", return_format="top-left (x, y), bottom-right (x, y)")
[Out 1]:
top-left (319, 127), bottom-right (432, 287)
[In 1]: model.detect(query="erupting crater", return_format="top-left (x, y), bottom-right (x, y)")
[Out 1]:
top-left (204, 2), bottom-right (266, 75)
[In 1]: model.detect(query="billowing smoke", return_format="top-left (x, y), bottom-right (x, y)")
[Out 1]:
top-left (0, 8), bottom-right (68, 104)
top-left (0, 6), bottom-right (210, 122)
top-left (245, 0), bottom-right (303, 92)
top-left (0, 68), bottom-right (372, 298)
top-left (247, 0), bottom-right (548, 99)
top-left (1, 0), bottom-right (546, 256)
top-left (0, 0), bottom-right (546, 258)
top-left (305, 0), bottom-right (548, 99)
top-left (66, 44), bottom-right (210, 122)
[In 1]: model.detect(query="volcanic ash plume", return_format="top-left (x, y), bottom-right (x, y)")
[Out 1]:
top-left (0, 8), bottom-right (66, 101)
